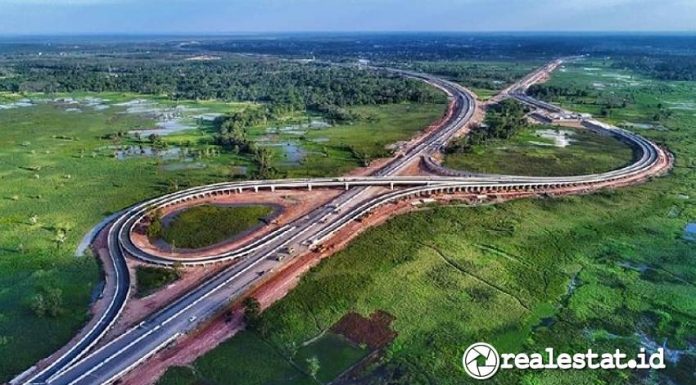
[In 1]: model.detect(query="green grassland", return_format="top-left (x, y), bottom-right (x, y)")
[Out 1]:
top-left (159, 331), bottom-right (314, 385)
top-left (264, 103), bottom-right (447, 177)
top-left (0, 91), bottom-right (445, 381)
top-left (0, 96), bottom-right (246, 380)
top-left (157, 330), bottom-right (368, 385)
top-left (443, 125), bottom-right (636, 176)
top-left (161, 204), bottom-right (275, 249)
top-left (158, 61), bottom-right (696, 385)
top-left (538, 60), bottom-right (696, 131)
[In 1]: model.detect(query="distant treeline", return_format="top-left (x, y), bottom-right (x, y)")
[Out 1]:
top-left (193, 34), bottom-right (696, 62)
top-left (0, 57), bottom-right (444, 111)
top-left (612, 55), bottom-right (696, 81)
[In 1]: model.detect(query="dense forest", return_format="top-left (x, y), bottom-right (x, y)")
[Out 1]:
top-left (0, 57), bottom-right (443, 111)
top-left (445, 99), bottom-right (528, 153)
top-left (3, 33), bottom-right (695, 100)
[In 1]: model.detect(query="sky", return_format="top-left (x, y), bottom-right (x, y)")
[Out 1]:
top-left (0, 0), bottom-right (694, 35)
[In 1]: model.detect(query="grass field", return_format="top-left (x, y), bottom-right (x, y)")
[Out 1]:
top-left (157, 330), bottom-right (368, 385)
top-left (443, 125), bottom-right (636, 176)
top-left (157, 61), bottom-right (696, 385)
top-left (0, 90), bottom-right (445, 381)
top-left (263, 103), bottom-right (448, 177)
top-left (0, 94), bottom-right (250, 380)
top-left (161, 204), bottom-right (275, 249)
top-left (294, 333), bottom-right (369, 383)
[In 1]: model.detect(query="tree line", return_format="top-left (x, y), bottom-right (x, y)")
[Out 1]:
top-left (0, 57), bottom-right (443, 111)
top-left (612, 55), bottom-right (696, 81)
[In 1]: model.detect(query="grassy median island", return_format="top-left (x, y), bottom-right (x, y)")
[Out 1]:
top-left (442, 99), bottom-right (636, 176)
top-left (157, 204), bottom-right (275, 249)
top-left (443, 125), bottom-right (636, 176)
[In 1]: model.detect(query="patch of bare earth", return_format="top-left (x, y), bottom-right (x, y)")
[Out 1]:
top-left (331, 311), bottom-right (397, 350)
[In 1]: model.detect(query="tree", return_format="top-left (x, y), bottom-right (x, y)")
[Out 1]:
top-left (44, 287), bottom-right (64, 317)
top-left (243, 297), bottom-right (261, 328)
top-left (168, 179), bottom-right (179, 192)
top-left (306, 356), bottom-right (320, 380)
top-left (285, 341), bottom-right (298, 358)
top-left (29, 287), bottom-right (63, 317)
top-left (348, 145), bottom-right (371, 167)
top-left (53, 229), bottom-right (67, 250)
top-left (147, 209), bottom-right (164, 240)
top-left (30, 293), bottom-right (47, 317)
top-left (252, 147), bottom-right (274, 178)
top-left (172, 261), bottom-right (184, 274)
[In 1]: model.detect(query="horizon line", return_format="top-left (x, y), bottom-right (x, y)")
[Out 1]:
top-left (1, 30), bottom-right (696, 38)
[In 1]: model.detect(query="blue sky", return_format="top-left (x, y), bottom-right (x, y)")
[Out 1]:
top-left (0, 0), bottom-right (694, 35)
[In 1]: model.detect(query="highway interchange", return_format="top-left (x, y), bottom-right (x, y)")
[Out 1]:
top-left (18, 59), bottom-right (670, 385)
